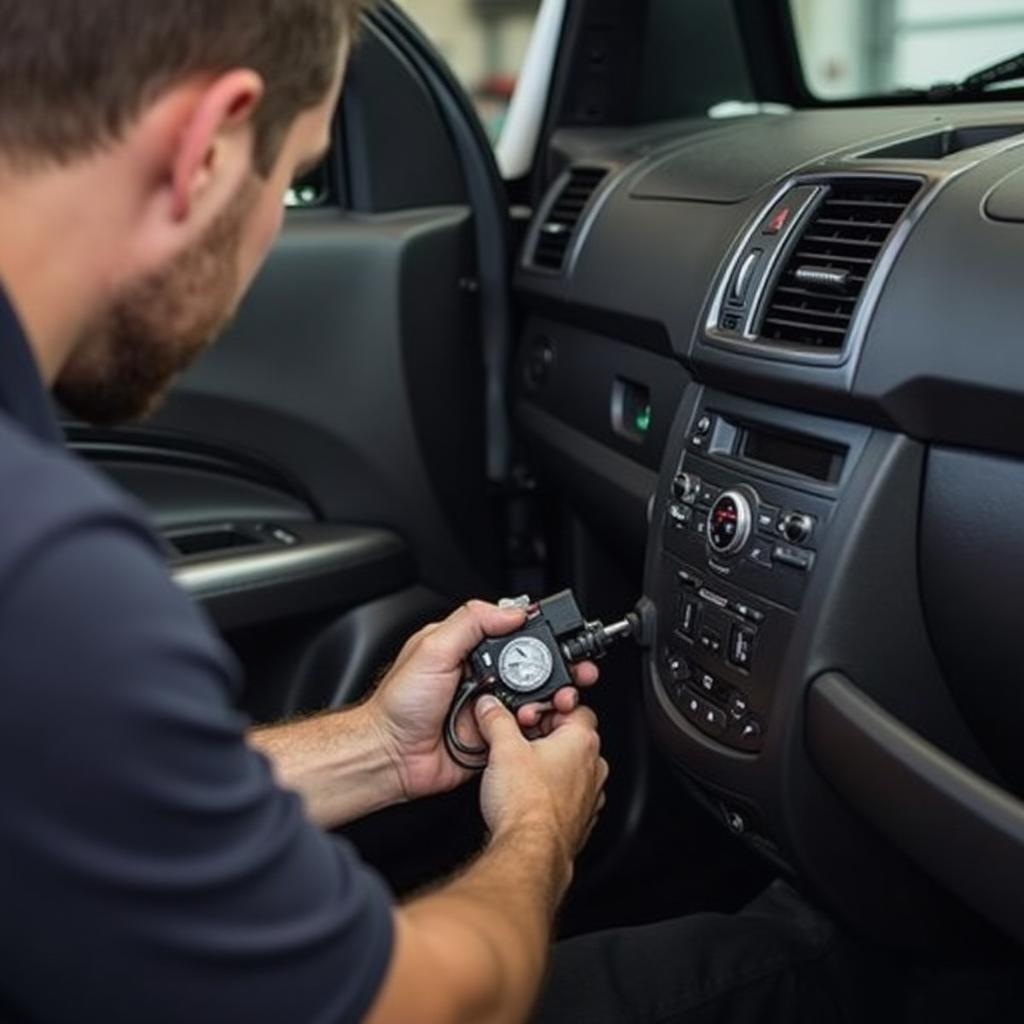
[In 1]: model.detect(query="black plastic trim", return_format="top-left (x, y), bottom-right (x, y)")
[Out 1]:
top-left (67, 428), bottom-right (320, 515)
top-left (807, 671), bottom-right (1024, 945)
top-left (373, 2), bottom-right (513, 482)
top-left (172, 524), bottom-right (412, 632)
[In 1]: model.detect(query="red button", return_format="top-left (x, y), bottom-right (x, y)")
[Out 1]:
top-left (764, 207), bottom-right (792, 235)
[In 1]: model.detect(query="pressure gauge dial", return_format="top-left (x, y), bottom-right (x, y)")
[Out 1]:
top-left (498, 637), bottom-right (554, 693)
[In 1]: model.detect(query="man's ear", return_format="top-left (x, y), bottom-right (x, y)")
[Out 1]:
top-left (169, 69), bottom-right (266, 222)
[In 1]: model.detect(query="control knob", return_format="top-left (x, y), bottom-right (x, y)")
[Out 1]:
top-left (672, 472), bottom-right (701, 506)
top-left (780, 512), bottom-right (813, 545)
top-left (706, 490), bottom-right (752, 557)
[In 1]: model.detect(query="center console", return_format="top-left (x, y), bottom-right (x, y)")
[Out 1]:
top-left (649, 389), bottom-right (870, 763)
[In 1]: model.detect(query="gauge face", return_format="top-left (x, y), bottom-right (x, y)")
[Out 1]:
top-left (497, 637), bottom-right (554, 693)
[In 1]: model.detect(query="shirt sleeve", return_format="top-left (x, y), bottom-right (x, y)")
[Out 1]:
top-left (0, 511), bottom-right (394, 1024)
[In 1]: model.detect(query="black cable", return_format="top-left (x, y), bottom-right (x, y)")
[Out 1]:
top-left (444, 679), bottom-right (491, 771)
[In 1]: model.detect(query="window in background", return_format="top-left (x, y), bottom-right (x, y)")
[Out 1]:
top-left (791, 0), bottom-right (1024, 100)
top-left (396, 0), bottom-right (543, 143)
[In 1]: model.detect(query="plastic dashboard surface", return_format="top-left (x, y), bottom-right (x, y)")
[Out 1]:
top-left (515, 101), bottom-right (1024, 948)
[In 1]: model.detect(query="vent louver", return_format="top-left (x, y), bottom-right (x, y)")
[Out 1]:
top-left (759, 179), bottom-right (921, 351)
top-left (530, 167), bottom-right (608, 272)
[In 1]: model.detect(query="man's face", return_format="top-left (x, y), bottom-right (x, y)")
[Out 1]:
top-left (55, 66), bottom-right (343, 426)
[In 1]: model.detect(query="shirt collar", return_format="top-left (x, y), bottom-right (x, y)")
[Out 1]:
top-left (0, 284), bottom-right (63, 446)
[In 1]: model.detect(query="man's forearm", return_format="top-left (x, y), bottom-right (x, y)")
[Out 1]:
top-left (249, 706), bottom-right (405, 830)
top-left (367, 823), bottom-right (573, 1024)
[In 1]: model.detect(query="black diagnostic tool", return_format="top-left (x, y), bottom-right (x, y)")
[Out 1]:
top-left (444, 590), bottom-right (649, 770)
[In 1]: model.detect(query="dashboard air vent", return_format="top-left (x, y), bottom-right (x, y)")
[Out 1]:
top-left (760, 179), bottom-right (921, 351)
top-left (530, 167), bottom-right (608, 272)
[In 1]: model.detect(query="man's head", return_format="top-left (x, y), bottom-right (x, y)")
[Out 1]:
top-left (0, 0), bottom-right (371, 424)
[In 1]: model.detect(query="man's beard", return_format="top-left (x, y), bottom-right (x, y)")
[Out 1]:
top-left (55, 182), bottom-right (256, 426)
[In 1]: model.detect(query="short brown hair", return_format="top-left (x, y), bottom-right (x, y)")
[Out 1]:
top-left (0, 0), bottom-right (372, 175)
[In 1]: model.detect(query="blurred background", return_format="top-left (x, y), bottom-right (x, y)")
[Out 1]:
top-left (396, 0), bottom-right (1024, 136)
top-left (396, 0), bottom-right (543, 142)
top-left (792, 0), bottom-right (1024, 99)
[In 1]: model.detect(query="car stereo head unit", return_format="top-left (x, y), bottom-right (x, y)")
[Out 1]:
top-left (650, 394), bottom-right (864, 757)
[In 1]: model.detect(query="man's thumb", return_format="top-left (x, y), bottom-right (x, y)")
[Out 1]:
top-left (475, 695), bottom-right (519, 747)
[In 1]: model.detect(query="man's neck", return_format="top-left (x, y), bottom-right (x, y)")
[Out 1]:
top-left (0, 161), bottom-right (122, 385)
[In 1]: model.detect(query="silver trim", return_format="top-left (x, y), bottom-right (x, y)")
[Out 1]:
top-left (705, 183), bottom-right (823, 344)
top-left (706, 490), bottom-right (752, 557)
top-left (173, 533), bottom-right (392, 599)
top-left (732, 250), bottom-right (763, 303)
top-left (703, 167), bottom-right (969, 369)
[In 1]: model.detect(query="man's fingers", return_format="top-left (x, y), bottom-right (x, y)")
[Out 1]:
top-left (515, 702), bottom-right (549, 729)
top-left (552, 687), bottom-right (580, 714)
top-left (515, 686), bottom-right (582, 731)
top-left (533, 705), bottom-right (599, 738)
top-left (571, 662), bottom-right (600, 687)
top-left (420, 602), bottom-right (527, 671)
top-left (475, 695), bottom-right (527, 750)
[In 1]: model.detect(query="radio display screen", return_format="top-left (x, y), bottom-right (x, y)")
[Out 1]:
top-left (742, 428), bottom-right (844, 483)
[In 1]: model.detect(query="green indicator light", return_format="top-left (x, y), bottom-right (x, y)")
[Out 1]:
top-left (635, 405), bottom-right (652, 434)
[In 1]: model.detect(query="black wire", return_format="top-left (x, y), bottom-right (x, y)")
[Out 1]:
top-left (444, 679), bottom-right (491, 771)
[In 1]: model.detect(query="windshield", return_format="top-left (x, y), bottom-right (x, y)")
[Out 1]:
top-left (790, 0), bottom-right (1024, 100)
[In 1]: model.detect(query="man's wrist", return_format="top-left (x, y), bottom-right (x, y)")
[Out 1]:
top-left (359, 698), bottom-right (415, 803)
top-left (250, 704), bottom-right (407, 829)
top-left (488, 817), bottom-right (575, 903)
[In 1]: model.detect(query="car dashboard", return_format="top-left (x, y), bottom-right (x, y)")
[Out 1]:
top-left (514, 102), bottom-right (1024, 949)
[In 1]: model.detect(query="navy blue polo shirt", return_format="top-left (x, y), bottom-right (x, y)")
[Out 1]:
top-left (0, 287), bottom-right (393, 1023)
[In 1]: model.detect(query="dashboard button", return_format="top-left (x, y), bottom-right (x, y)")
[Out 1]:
top-left (729, 692), bottom-right (750, 720)
top-left (699, 630), bottom-right (722, 656)
top-left (773, 544), bottom-right (814, 571)
top-left (756, 505), bottom-right (780, 534)
top-left (698, 587), bottom-right (728, 609)
top-left (667, 654), bottom-right (690, 685)
top-left (698, 671), bottom-right (717, 695)
top-left (763, 206), bottom-right (793, 235)
top-left (673, 473), bottom-right (702, 505)
top-left (683, 694), bottom-right (702, 721)
top-left (730, 600), bottom-right (764, 624)
top-left (740, 719), bottom-right (762, 743)
top-left (729, 626), bottom-right (756, 670)
top-left (747, 540), bottom-right (773, 568)
top-left (677, 568), bottom-right (702, 589)
top-left (678, 600), bottom-right (699, 638)
top-left (695, 415), bottom-right (713, 436)
top-left (781, 512), bottom-right (815, 545)
top-left (699, 700), bottom-right (727, 736)
top-left (668, 503), bottom-right (693, 529)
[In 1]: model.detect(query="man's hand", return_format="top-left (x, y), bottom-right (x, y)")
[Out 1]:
top-left (367, 601), bottom-right (599, 802)
top-left (364, 696), bottom-right (608, 1024)
top-left (475, 696), bottom-right (608, 865)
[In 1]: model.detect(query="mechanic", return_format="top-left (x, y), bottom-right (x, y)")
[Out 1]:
top-left (0, 3), bottom-right (1001, 1023)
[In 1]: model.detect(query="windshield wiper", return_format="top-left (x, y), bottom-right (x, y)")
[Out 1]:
top-left (923, 49), bottom-right (1024, 101)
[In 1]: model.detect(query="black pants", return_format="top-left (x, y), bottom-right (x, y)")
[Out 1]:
top-left (533, 881), bottom-right (1024, 1024)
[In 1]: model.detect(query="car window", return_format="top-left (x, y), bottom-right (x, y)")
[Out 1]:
top-left (287, 0), bottom-right (545, 206)
top-left (395, 0), bottom-right (543, 143)
top-left (791, 0), bottom-right (1024, 100)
